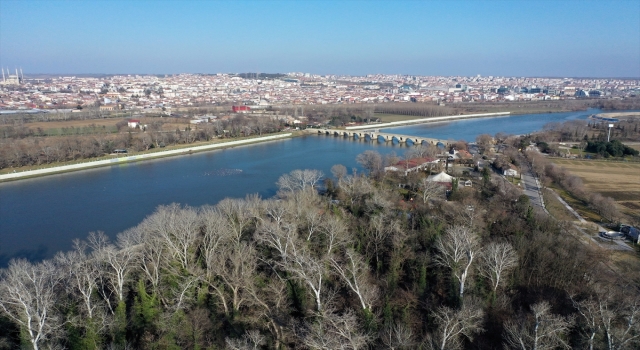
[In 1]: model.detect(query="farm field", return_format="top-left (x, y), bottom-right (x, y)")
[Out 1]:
top-left (551, 158), bottom-right (640, 220)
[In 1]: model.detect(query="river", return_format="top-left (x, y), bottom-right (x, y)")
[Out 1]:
top-left (0, 108), bottom-right (598, 265)
top-left (381, 109), bottom-right (594, 140)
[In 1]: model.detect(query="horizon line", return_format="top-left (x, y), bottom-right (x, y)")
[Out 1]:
top-left (18, 72), bottom-right (640, 80)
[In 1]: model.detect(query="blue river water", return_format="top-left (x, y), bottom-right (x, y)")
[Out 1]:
top-left (382, 109), bottom-right (593, 141)
top-left (0, 109), bottom-right (598, 264)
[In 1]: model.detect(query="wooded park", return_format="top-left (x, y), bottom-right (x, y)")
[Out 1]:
top-left (1, 149), bottom-right (639, 349)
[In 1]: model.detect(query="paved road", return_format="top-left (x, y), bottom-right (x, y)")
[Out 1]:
top-left (520, 163), bottom-right (547, 212)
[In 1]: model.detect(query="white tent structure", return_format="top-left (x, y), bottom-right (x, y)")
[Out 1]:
top-left (426, 171), bottom-right (454, 183)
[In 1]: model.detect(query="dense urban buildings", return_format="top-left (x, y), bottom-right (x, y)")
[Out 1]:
top-left (1, 72), bottom-right (638, 112)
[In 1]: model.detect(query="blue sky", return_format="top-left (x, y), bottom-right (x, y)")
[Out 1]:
top-left (1, 0), bottom-right (638, 77)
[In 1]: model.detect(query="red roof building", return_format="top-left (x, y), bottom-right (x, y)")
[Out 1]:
top-left (385, 157), bottom-right (440, 175)
top-left (232, 105), bottom-right (250, 113)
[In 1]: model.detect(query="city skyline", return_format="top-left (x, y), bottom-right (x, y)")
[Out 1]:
top-left (1, 0), bottom-right (639, 78)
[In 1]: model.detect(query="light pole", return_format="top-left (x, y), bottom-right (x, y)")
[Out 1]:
top-left (607, 123), bottom-right (614, 142)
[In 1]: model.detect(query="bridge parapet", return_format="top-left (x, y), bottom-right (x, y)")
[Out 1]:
top-left (311, 128), bottom-right (450, 147)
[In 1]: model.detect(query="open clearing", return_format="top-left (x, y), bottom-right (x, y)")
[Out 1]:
top-left (552, 158), bottom-right (640, 218)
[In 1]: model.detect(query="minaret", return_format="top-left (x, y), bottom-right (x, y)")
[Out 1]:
top-left (20, 68), bottom-right (24, 82)
top-left (2, 68), bottom-right (5, 83)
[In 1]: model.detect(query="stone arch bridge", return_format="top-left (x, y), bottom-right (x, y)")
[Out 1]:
top-left (310, 128), bottom-right (452, 147)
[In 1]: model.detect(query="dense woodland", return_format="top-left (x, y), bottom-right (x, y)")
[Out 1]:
top-left (1, 147), bottom-right (639, 349)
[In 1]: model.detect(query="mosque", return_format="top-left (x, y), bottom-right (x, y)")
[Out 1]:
top-left (1, 68), bottom-right (23, 85)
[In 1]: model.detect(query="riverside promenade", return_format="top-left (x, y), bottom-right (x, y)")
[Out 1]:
top-left (344, 112), bottom-right (511, 130)
top-left (0, 133), bottom-right (292, 182)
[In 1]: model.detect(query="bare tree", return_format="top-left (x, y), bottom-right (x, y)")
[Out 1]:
top-left (0, 259), bottom-right (62, 350)
top-left (330, 249), bottom-right (378, 311)
top-left (338, 174), bottom-right (375, 207)
top-left (320, 215), bottom-right (349, 255)
top-left (570, 294), bottom-right (601, 350)
top-left (419, 178), bottom-right (445, 203)
top-left (331, 164), bottom-right (348, 180)
top-left (201, 205), bottom-right (232, 251)
top-left (56, 243), bottom-right (107, 323)
top-left (504, 301), bottom-right (574, 350)
top-left (299, 308), bottom-right (372, 350)
top-left (91, 231), bottom-right (137, 304)
top-left (166, 275), bottom-right (198, 313)
top-left (241, 275), bottom-right (290, 349)
top-left (356, 150), bottom-right (383, 177)
top-left (143, 203), bottom-right (200, 270)
top-left (380, 322), bottom-right (415, 350)
top-left (366, 213), bottom-right (401, 268)
top-left (478, 241), bottom-right (518, 293)
top-left (434, 225), bottom-right (480, 299)
top-left (263, 199), bottom-right (294, 227)
top-left (428, 302), bottom-right (484, 350)
top-left (216, 197), bottom-right (256, 246)
top-left (255, 218), bottom-right (298, 262)
top-left (589, 194), bottom-right (620, 223)
top-left (600, 294), bottom-right (640, 350)
top-left (277, 169), bottom-right (324, 193)
top-left (244, 276), bottom-right (290, 349)
top-left (285, 246), bottom-right (327, 312)
top-left (226, 329), bottom-right (265, 350)
top-left (207, 242), bottom-right (259, 313)
top-left (364, 185), bottom-right (396, 215)
top-left (476, 134), bottom-right (493, 154)
top-left (137, 232), bottom-right (165, 295)
top-left (406, 144), bottom-right (439, 159)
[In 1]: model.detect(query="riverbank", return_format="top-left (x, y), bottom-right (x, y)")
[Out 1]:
top-left (0, 133), bottom-right (293, 182)
top-left (594, 111), bottom-right (640, 119)
top-left (345, 112), bottom-right (511, 130)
